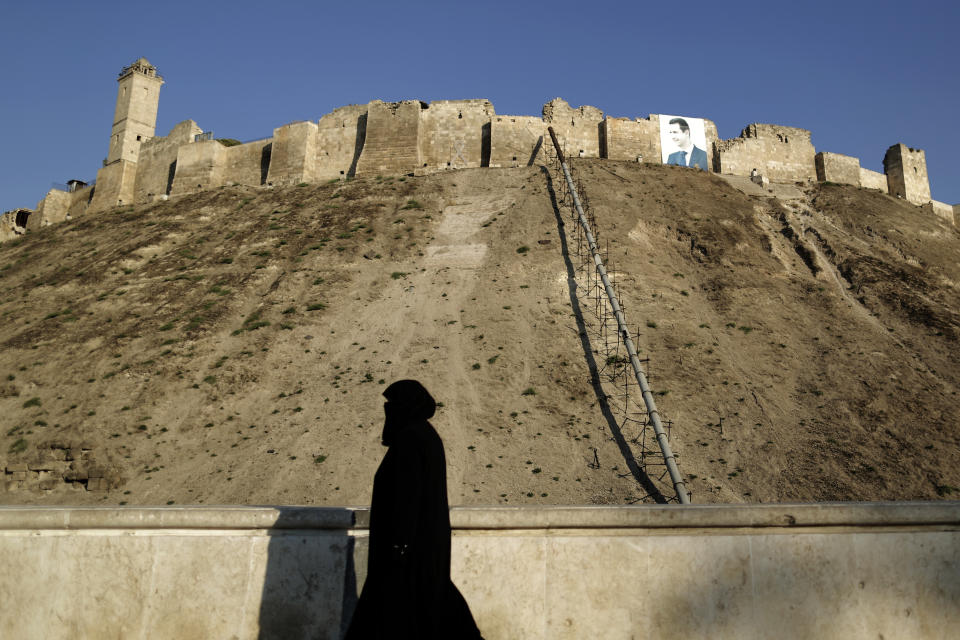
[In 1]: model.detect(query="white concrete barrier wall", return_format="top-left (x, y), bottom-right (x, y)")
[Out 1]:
top-left (0, 502), bottom-right (957, 639)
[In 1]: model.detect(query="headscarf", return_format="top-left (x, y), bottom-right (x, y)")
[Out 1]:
top-left (381, 380), bottom-right (436, 446)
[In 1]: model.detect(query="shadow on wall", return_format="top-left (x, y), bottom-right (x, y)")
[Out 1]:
top-left (528, 136), bottom-right (543, 168)
top-left (540, 166), bottom-right (668, 504)
top-left (166, 161), bottom-right (177, 196)
top-left (260, 144), bottom-right (273, 185)
top-left (348, 113), bottom-right (368, 178)
top-left (481, 122), bottom-right (492, 168)
top-left (642, 530), bottom-right (960, 639)
top-left (257, 507), bottom-right (365, 640)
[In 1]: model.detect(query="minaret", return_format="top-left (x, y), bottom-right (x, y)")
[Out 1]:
top-left (106, 58), bottom-right (163, 165)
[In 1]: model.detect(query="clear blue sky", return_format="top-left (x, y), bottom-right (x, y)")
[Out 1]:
top-left (2, 0), bottom-right (957, 209)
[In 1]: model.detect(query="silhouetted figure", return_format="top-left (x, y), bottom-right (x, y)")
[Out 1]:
top-left (345, 380), bottom-right (483, 640)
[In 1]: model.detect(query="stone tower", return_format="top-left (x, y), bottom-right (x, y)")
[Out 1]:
top-left (883, 143), bottom-right (930, 205)
top-left (106, 58), bottom-right (163, 165)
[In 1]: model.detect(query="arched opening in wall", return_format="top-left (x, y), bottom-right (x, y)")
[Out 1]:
top-left (15, 210), bottom-right (30, 228)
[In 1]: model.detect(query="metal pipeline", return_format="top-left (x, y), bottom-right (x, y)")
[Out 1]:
top-left (547, 127), bottom-right (690, 504)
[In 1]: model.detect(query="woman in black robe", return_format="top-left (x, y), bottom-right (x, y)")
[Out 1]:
top-left (345, 380), bottom-right (483, 640)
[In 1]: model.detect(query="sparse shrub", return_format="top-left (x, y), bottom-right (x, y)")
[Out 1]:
top-left (22, 397), bottom-right (41, 408)
top-left (521, 387), bottom-right (536, 396)
top-left (234, 311), bottom-right (270, 334)
top-left (307, 303), bottom-right (325, 311)
top-left (516, 246), bottom-right (529, 254)
top-left (936, 484), bottom-right (957, 496)
top-left (646, 321), bottom-right (658, 329)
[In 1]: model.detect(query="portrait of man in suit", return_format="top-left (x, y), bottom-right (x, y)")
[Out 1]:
top-left (665, 117), bottom-right (708, 170)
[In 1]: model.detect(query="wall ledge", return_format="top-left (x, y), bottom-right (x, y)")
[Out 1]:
top-left (0, 501), bottom-right (957, 532)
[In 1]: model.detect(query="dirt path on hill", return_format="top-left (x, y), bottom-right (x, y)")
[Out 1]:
top-left (1, 163), bottom-right (958, 506)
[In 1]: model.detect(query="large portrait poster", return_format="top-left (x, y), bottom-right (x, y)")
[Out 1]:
top-left (659, 115), bottom-right (708, 171)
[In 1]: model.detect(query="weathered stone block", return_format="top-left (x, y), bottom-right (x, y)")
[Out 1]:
top-left (601, 116), bottom-right (660, 163)
top-left (28, 459), bottom-right (55, 472)
top-left (542, 98), bottom-right (603, 159)
top-left (89, 160), bottom-right (138, 212)
top-left (489, 115), bottom-right (546, 168)
top-left (266, 120), bottom-right (318, 186)
top-left (32, 189), bottom-right (71, 228)
top-left (884, 143), bottom-right (931, 205)
top-left (858, 167), bottom-right (888, 192)
top-left (134, 120), bottom-right (203, 204)
top-left (418, 99), bottom-right (494, 173)
top-left (923, 200), bottom-right (955, 226)
top-left (815, 152), bottom-right (860, 186)
top-left (316, 104), bottom-right (368, 180)
top-left (64, 470), bottom-right (89, 482)
top-left (716, 124), bottom-right (816, 182)
top-left (355, 100), bottom-right (423, 176)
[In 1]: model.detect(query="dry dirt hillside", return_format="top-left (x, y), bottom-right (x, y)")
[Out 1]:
top-left (1, 161), bottom-right (958, 506)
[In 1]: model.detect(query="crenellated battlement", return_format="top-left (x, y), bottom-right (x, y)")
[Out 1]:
top-left (13, 60), bottom-right (954, 238)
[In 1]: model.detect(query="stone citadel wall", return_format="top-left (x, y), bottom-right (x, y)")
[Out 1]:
top-left (14, 66), bottom-right (952, 241)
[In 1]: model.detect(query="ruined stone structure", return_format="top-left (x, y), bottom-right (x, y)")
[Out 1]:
top-left (815, 152), bottom-right (861, 186)
top-left (0, 209), bottom-right (31, 243)
top-left (11, 58), bottom-right (951, 242)
top-left (715, 124), bottom-right (817, 183)
top-left (883, 143), bottom-right (932, 205)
